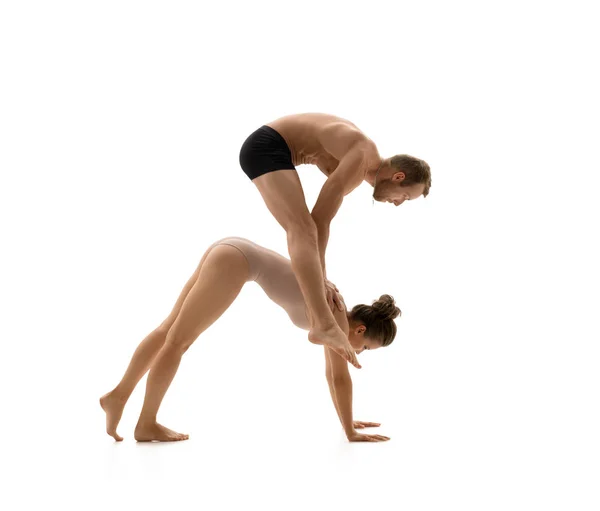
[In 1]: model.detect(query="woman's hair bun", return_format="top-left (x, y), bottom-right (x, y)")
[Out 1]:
top-left (371, 294), bottom-right (401, 321)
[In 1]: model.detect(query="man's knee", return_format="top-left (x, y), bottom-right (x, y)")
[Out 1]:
top-left (286, 216), bottom-right (318, 242)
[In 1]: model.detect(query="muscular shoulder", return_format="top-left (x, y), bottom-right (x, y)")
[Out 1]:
top-left (319, 121), bottom-right (378, 162)
top-left (319, 121), bottom-right (365, 147)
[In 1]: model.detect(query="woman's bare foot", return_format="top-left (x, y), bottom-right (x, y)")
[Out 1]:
top-left (309, 324), bottom-right (361, 368)
top-left (99, 391), bottom-right (127, 441)
top-left (134, 421), bottom-right (190, 442)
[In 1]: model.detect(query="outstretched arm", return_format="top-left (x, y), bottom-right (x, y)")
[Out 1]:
top-left (324, 304), bottom-right (390, 442)
top-left (325, 347), bottom-right (355, 437)
top-left (310, 145), bottom-right (368, 275)
top-left (311, 125), bottom-right (378, 276)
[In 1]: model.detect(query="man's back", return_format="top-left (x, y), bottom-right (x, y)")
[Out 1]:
top-left (267, 113), bottom-right (377, 177)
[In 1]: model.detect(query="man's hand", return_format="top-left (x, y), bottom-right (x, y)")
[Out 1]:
top-left (353, 421), bottom-right (381, 429)
top-left (324, 279), bottom-right (345, 311)
top-left (347, 430), bottom-right (390, 442)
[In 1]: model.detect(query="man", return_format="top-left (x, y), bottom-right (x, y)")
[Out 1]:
top-left (239, 113), bottom-right (431, 369)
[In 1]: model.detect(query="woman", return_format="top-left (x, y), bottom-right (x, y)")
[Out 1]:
top-left (100, 237), bottom-right (400, 442)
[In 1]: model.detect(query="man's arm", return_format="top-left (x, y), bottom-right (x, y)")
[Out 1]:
top-left (310, 140), bottom-right (376, 275)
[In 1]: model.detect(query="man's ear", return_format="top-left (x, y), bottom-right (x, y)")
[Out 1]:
top-left (392, 171), bottom-right (406, 182)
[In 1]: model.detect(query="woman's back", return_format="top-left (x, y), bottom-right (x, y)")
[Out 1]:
top-left (209, 237), bottom-right (310, 330)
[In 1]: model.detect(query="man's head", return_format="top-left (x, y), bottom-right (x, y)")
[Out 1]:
top-left (372, 154), bottom-right (431, 206)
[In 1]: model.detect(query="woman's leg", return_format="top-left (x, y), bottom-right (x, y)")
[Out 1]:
top-left (134, 244), bottom-right (249, 442)
top-left (100, 247), bottom-right (219, 441)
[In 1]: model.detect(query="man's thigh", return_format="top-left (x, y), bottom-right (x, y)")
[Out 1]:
top-left (252, 169), bottom-right (316, 232)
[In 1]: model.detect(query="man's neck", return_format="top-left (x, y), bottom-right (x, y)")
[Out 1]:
top-left (364, 159), bottom-right (385, 187)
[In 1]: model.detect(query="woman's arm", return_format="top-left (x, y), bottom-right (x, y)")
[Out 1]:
top-left (324, 297), bottom-right (391, 442)
top-left (325, 346), bottom-right (355, 438)
top-left (325, 358), bottom-right (345, 427)
top-left (324, 303), bottom-right (355, 437)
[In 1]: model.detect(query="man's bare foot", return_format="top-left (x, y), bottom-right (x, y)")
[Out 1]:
top-left (100, 391), bottom-right (127, 441)
top-left (134, 421), bottom-right (190, 442)
top-left (309, 324), bottom-right (361, 368)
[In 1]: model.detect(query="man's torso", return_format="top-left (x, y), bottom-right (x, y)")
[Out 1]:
top-left (266, 113), bottom-right (375, 177)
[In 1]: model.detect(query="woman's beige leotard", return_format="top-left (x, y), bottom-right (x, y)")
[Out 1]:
top-left (207, 237), bottom-right (311, 330)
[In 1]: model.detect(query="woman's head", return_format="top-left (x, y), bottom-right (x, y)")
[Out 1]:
top-left (347, 294), bottom-right (401, 353)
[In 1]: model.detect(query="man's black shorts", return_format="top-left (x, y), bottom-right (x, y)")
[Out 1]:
top-left (239, 125), bottom-right (296, 181)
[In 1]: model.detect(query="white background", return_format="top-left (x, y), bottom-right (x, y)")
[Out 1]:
top-left (1, 1), bottom-right (599, 510)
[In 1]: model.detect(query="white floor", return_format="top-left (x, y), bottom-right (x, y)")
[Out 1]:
top-left (4, 313), bottom-right (599, 511)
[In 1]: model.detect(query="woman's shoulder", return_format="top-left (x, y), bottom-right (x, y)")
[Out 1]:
top-left (332, 295), bottom-right (350, 335)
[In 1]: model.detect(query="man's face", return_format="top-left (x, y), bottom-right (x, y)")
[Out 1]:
top-left (373, 172), bottom-right (426, 206)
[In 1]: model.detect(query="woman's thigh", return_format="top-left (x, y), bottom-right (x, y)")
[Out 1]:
top-left (165, 244), bottom-right (249, 348)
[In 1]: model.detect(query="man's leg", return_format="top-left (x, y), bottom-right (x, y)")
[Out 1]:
top-left (253, 169), bottom-right (360, 369)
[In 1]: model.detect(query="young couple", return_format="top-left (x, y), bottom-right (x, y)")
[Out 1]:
top-left (100, 113), bottom-right (432, 443)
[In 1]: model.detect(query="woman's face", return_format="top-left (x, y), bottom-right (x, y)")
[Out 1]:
top-left (347, 323), bottom-right (383, 354)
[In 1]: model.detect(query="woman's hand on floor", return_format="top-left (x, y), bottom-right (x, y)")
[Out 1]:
top-left (347, 430), bottom-right (391, 442)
